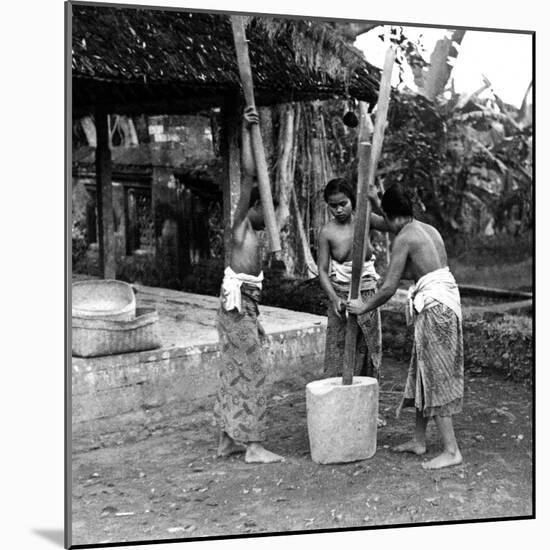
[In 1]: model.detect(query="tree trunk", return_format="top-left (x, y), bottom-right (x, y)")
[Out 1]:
top-left (291, 186), bottom-right (318, 277)
top-left (275, 103), bottom-right (297, 275)
top-left (117, 116), bottom-right (139, 146)
top-left (269, 101), bottom-right (323, 279)
top-left (318, 110), bottom-right (334, 183)
top-left (310, 102), bottom-right (329, 255)
top-left (290, 103), bottom-right (318, 278)
top-left (132, 115), bottom-right (151, 144)
top-left (80, 116), bottom-right (96, 146)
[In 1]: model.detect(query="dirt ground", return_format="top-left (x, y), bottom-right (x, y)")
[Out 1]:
top-left (71, 357), bottom-right (533, 546)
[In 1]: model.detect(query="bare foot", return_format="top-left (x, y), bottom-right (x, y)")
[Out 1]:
top-left (245, 443), bottom-right (285, 463)
top-left (391, 439), bottom-right (427, 455)
top-left (216, 433), bottom-right (246, 457)
top-left (422, 450), bottom-right (462, 470)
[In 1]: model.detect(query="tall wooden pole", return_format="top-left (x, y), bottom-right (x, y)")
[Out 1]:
top-left (95, 106), bottom-right (116, 279)
top-left (341, 47), bottom-right (395, 386)
top-left (230, 16), bottom-right (281, 254)
top-left (221, 92), bottom-right (242, 267)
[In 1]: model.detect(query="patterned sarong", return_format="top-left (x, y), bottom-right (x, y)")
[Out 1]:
top-left (324, 287), bottom-right (382, 379)
top-left (214, 283), bottom-right (267, 443)
top-left (324, 256), bottom-right (382, 378)
top-left (399, 302), bottom-right (464, 418)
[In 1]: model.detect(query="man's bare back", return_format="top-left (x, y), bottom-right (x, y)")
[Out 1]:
top-left (230, 218), bottom-right (262, 276)
top-left (396, 220), bottom-right (448, 282)
top-left (226, 106), bottom-right (266, 278)
top-left (345, 218), bottom-right (449, 317)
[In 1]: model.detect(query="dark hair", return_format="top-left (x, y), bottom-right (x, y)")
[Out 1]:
top-left (381, 183), bottom-right (414, 219)
top-left (249, 187), bottom-right (279, 209)
top-left (323, 178), bottom-right (356, 208)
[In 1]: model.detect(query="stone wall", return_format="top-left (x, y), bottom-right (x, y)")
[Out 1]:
top-left (72, 324), bottom-right (326, 453)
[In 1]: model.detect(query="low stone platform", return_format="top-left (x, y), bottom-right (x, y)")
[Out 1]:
top-left (72, 285), bottom-right (327, 452)
top-left (71, 281), bottom-right (531, 452)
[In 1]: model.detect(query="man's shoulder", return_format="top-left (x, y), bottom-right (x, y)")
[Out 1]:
top-left (410, 221), bottom-right (440, 242)
top-left (399, 221), bottom-right (440, 248)
top-left (395, 225), bottom-right (413, 240)
top-left (419, 221), bottom-right (442, 239)
top-left (392, 225), bottom-right (417, 249)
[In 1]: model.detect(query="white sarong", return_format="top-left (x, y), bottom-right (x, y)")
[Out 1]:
top-left (406, 266), bottom-right (461, 325)
top-left (221, 267), bottom-right (263, 312)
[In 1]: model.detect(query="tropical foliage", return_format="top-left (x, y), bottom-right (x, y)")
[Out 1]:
top-left (375, 26), bottom-right (533, 240)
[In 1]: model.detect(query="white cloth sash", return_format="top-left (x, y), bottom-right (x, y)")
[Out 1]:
top-left (221, 266), bottom-right (263, 312)
top-left (329, 256), bottom-right (379, 294)
top-left (406, 266), bottom-right (461, 325)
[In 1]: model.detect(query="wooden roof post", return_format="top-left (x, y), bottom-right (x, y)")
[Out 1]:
top-left (95, 106), bottom-right (116, 279)
top-left (221, 92), bottom-right (242, 267)
top-left (342, 47), bottom-right (395, 386)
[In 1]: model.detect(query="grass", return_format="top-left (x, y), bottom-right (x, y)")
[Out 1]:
top-left (444, 232), bottom-right (533, 291)
top-left (449, 258), bottom-right (533, 291)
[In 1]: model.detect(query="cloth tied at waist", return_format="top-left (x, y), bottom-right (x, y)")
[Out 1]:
top-left (406, 266), bottom-right (461, 325)
top-left (221, 266), bottom-right (263, 312)
top-left (329, 256), bottom-right (380, 294)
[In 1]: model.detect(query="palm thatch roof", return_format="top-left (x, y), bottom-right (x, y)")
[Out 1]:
top-left (71, 3), bottom-right (381, 116)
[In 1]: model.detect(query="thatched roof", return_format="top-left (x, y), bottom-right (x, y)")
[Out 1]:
top-left (71, 3), bottom-right (380, 116)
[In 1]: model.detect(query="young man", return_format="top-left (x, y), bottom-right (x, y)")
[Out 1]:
top-left (317, 178), bottom-right (390, 387)
top-left (214, 106), bottom-right (284, 464)
top-left (346, 183), bottom-right (463, 470)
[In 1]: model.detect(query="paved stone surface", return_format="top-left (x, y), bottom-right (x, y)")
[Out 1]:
top-left (132, 284), bottom-right (327, 348)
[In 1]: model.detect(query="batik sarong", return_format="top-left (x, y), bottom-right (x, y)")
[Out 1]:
top-left (214, 283), bottom-right (267, 443)
top-left (323, 257), bottom-right (382, 379)
top-left (399, 267), bottom-right (464, 418)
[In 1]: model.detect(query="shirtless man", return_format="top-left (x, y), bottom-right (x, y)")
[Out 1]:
top-left (214, 106), bottom-right (284, 464)
top-left (346, 183), bottom-right (464, 470)
top-left (318, 178), bottom-right (390, 383)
